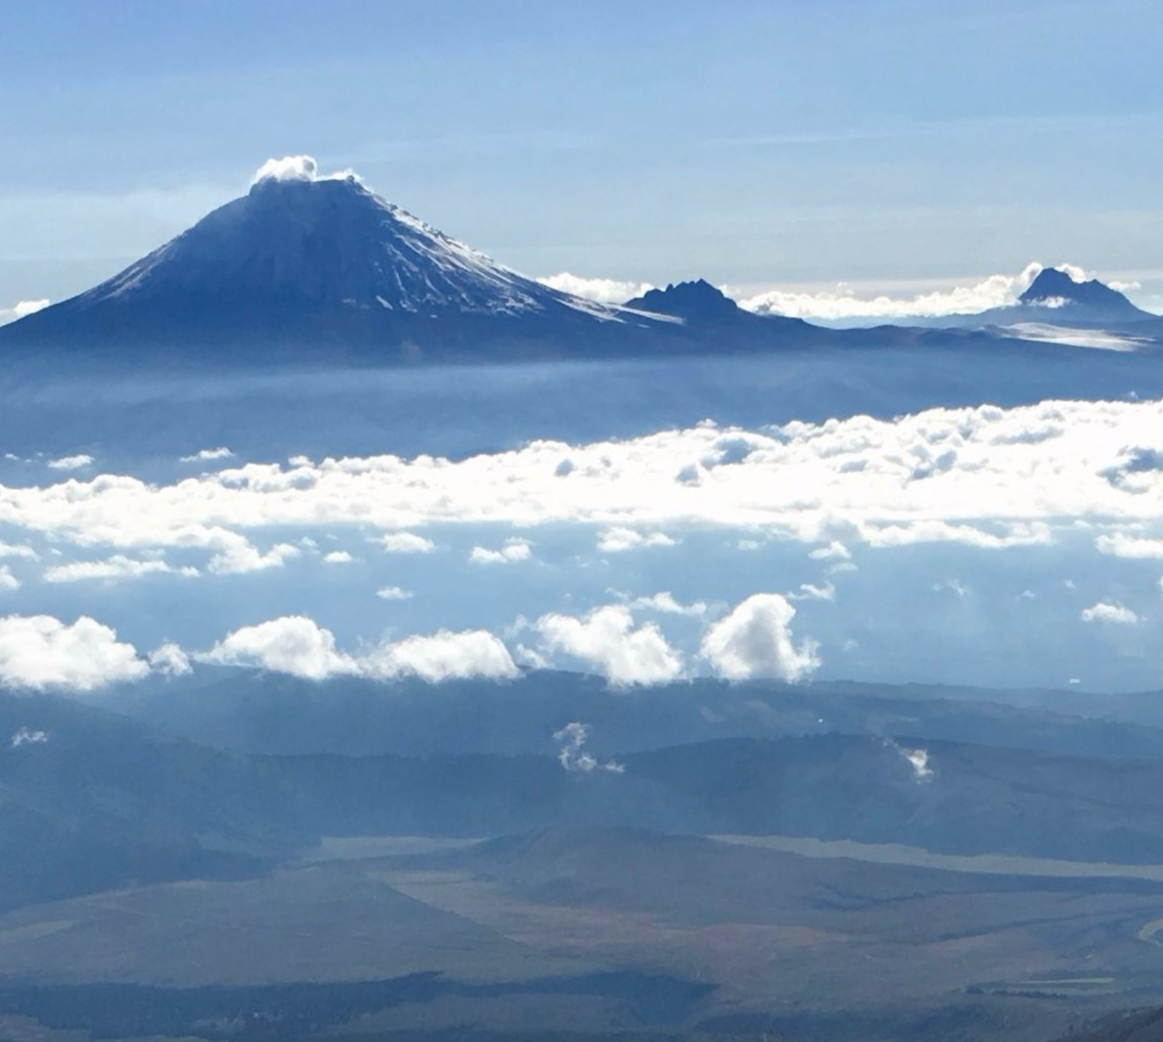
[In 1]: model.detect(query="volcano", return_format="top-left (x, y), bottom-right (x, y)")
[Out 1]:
top-left (0, 160), bottom-right (681, 363)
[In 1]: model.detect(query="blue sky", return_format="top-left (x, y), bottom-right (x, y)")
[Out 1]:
top-left (3, 0), bottom-right (1163, 310)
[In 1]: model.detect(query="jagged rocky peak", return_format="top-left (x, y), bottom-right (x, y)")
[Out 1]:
top-left (624, 279), bottom-right (742, 321)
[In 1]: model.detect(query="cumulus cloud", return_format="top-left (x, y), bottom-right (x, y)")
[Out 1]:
top-left (322, 550), bottom-right (354, 564)
top-left (534, 605), bottom-right (684, 686)
top-left (1080, 601), bottom-right (1139, 624)
top-left (0, 615), bottom-right (149, 691)
top-left (202, 615), bottom-right (352, 680)
top-left (736, 262), bottom-right (1053, 321)
top-left (208, 539), bottom-right (299, 575)
top-left (43, 554), bottom-right (198, 584)
top-left (377, 532), bottom-right (436, 554)
top-left (180, 447), bottom-right (234, 463)
top-left (201, 615), bottom-right (516, 683)
top-left (553, 721), bottom-right (625, 774)
top-left (699, 594), bottom-right (820, 682)
top-left (0, 299), bottom-right (50, 326)
top-left (148, 642), bottom-right (192, 677)
top-left (537, 273), bottom-right (653, 305)
top-left (597, 527), bottom-right (677, 553)
top-left (47, 454), bottom-right (93, 471)
top-left (469, 537), bottom-right (532, 565)
top-left (375, 585), bottom-right (413, 601)
top-left (250, 155), bottom-right (362, 187)
top-left (0, 566), bottom-right (18, 591)
top-left (363, 629), bottom-right (518, 683)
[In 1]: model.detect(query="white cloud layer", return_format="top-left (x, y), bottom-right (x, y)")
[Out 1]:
top-left (201, 615), bottom-right (517, 683)
top-left (534, 605), bottom-right (684, 686)
top-left (536, 273), bottom-right (654, 305)
top-left (736, 263), bottom-right (1078, 320)
top-left (0, 615), bottom-right (149, 691)
top-left (3, 400), bottom-right (1163, 569)
top-left (699, 594), bottom-right (820, 681)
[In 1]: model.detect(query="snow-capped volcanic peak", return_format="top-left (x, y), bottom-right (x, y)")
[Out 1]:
top-left (78, 157), bottom-right (620, 321)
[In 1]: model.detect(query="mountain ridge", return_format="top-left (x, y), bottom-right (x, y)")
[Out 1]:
top-left (0, 164), bottom-right (1156, 362)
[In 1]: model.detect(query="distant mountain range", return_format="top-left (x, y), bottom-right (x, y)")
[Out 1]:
top-left (10, 677), bottom-right (1163, 916)
top-left (3, 170), bottom-right (1155, 366)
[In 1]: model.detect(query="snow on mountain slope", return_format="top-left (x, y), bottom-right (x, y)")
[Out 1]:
top-left (67, 171), bottom-right (623, 320)
top-left (0, 158), bottom-right (666, 358)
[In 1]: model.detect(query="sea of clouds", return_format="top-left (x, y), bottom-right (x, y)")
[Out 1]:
top-left (0, 396), bottom-right (1160, 695)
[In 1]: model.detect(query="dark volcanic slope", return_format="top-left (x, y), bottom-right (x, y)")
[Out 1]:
top-left (0, 691), bottom-right (303, 912)
top-left (1054, 1007), bottom-right (1163, 1041)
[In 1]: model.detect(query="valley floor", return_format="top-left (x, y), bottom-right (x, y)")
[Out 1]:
top-left (3, 829), bottom-right (1163, 1042)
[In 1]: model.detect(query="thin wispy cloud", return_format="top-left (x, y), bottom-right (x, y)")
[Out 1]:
top-left (537, 273), bottom-right (653, 305)
top-left (180, 447), bottom-right (235, 463)
top-left (46, 454), bottom-right (94, 471)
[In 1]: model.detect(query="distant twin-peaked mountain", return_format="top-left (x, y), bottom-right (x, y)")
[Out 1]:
top-left (0, 163), bottom-right (1155, 364)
